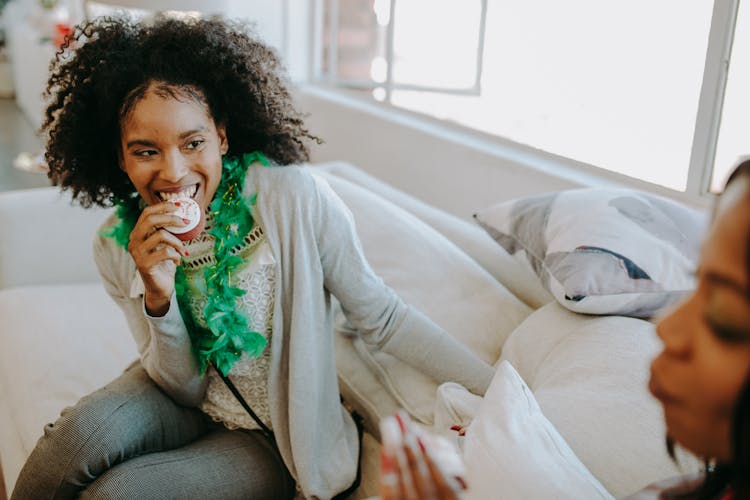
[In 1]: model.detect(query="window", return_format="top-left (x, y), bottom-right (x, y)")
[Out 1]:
top-left (712, 0), bottom-right (750, 192)
top-left (319, 0), bottom-right (742, 196)
top-left (322, 0), bottom-right (486, 97)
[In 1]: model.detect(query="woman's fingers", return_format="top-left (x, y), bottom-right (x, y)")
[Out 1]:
top-left (379, 448), bottom-right (401, 500)
top-left (124, 202), bottom-right (192, 305)
top-left (380, 415), bottom-right (417, 500)
top-left (404, 433), bottom-right (438, 499)
top-left (129, 203), bottom-right (189, 245)
top-left (420, 439), bottom-right (462, 500)
top-left (129, 218), bottom-right (187, 258)
top-left (145, 229), bottom-right (187, 257)
top-left (139, 242), bottom-right (184, 268)
top-left (380, 410), bottom-right (466, 500)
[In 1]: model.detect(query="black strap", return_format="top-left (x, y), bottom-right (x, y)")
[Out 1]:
top-left (213, 365), bottom-right (275, 443)
top-left (332, 410), bottom-right (364, 500)
top-left (213, 364), bottom-right (364, 498)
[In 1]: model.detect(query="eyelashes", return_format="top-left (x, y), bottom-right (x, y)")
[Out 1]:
top-left (186, 138), bottom-right (205, 150)
top-left (705, 314), bottom-right (750, 343)
top-left (129, 138), bottom-right (208, 159)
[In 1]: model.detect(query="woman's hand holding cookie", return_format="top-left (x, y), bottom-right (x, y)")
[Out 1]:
top-left (127, 202), bottom-right (191, 316)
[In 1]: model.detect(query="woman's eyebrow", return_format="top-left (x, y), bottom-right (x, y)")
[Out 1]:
top-left (126, 139), bottom-right (157, 148)
top-left (178, 127), bottom-right (208, 139)
top-left (125, 127), bottom-right (208, 148)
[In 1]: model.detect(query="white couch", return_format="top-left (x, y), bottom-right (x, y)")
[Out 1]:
top-left (0, 161), bottom-right (697, 499)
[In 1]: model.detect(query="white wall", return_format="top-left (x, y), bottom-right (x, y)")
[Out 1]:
top-left (224, 1), bottom-right (284, 56)
top-left (296, 85), bottom-right (710, 221)
top-left (225, 0), bottom-right (312, 82)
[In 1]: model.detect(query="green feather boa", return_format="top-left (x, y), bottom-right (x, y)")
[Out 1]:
top-left (102, 152), bottom-right (270, 376)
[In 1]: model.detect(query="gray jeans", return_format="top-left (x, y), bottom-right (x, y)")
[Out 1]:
top-left (10, 364), bottom-right (295, 500)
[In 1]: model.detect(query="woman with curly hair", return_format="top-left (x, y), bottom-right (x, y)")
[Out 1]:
top-left (10, 16), bottom-right (493, 500)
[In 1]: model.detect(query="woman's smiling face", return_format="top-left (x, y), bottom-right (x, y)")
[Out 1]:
top-left (650, 175), bottom-right (750, 462)
top-left (118, 83), bottom-right (228, 213)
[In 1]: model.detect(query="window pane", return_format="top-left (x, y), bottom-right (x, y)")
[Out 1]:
top-left (324, 0), bottom-right (388, 83)
top-left (390, 0), bottom-right (713, 191)
top-left (392, 0), bottom-right (482, 88)
top-left (712, 1), bottom-right (750, 193)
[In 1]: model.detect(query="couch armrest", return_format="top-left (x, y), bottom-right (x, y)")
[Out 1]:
top-left (0, 187), bottom-right (113, 288)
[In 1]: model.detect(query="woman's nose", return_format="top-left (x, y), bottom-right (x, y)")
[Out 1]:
top-left (160, 151), bottom-right (189, 182)
top-left (655, 297), bottom-right (693, 358)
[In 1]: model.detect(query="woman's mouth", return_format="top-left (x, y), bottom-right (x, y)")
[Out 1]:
top-left (156, 184), bottom-right (199, 201)
top-left (648, 375), bottom-right (680, 406)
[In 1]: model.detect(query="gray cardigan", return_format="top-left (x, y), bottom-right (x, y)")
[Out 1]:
top-left (93, 164), bottom-right (493, 499)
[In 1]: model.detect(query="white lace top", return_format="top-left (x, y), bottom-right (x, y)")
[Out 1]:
top-left (181, 212), bottom-right (276, 431)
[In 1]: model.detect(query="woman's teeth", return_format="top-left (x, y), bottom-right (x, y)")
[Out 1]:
top-left (157, 185), bottom-right (198, 201)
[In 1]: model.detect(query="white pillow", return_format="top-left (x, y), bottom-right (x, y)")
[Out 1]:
top-left (462, 361), bottom-right (613, 500)
top-left (474, 188), bottom-right (707, 317)
top-left (500, 302), bottom-right (701, 497)
top-left (314, 171), bottom-right (532, 429)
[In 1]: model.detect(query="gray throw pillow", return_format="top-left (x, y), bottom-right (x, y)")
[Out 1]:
top-left (474, 188), bottom-right (708, 317)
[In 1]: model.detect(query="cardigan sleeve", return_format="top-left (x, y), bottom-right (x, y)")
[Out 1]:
top-left (93, 229), bottom-right (208, 406)
top-left (311, 176), bottom-right (493, 395)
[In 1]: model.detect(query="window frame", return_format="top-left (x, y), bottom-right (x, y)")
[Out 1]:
top-left (310, 0), bottom-right (740, 200)
top-left (687, 0), bottom-right (739, 196)
top-left (320, 0), bottom-right (488, 99)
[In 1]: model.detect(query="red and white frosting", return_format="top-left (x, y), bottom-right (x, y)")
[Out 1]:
top-left (163, 197), bottom-right (204, 240)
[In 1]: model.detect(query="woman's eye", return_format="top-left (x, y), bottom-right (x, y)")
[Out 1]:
top-left (186, 139), bottom-right (205, 150)
top-left (707, 316), bottom-right (749, 343)
top-left (134, 150), bottom-right (157, 158)
top-left (715, 326), bottom-right (749, 342)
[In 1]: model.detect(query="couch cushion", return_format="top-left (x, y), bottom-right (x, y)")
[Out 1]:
top-left (499, 303), bottom-right (701, 497)
top-left (314, 171), bottom-right (532, 430)
top-left (0, 188), bottom-right (113, 288)
top-left (0, 283), bottom-right (137, 456)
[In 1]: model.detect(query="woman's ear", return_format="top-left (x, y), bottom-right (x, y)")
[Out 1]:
top-left (217, 123), bottom-right (228, 155)
top-left (117, 148), bottom-right (125, 171)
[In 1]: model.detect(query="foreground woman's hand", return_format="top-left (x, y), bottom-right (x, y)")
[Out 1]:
top-left (127, 202), bottom-right (189, 316)
top-left (379, 410), bottom-right (466, 500)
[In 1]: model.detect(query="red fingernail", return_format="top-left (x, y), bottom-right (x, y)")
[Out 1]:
top-left (456, 476), bottom-right (468, 490)
top-left (185, 251), bottom-right (189, 256)
top-left (450, 425), bottom-right (462, 432)
top-left (394, 412), bottom-right (407, 433)
top-left (174, 201), bottom-right (181, 206)
top-left (417, 436), bottom-right (427, 454)
top-left (380, 449), bottom-right (395, 472)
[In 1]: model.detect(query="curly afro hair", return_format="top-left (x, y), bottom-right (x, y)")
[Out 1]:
top-left (43, 16), bottom-right (320, 207)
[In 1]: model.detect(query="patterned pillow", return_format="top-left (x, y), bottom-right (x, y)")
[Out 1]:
top-left (473, 188), bottom-right (708, 317)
